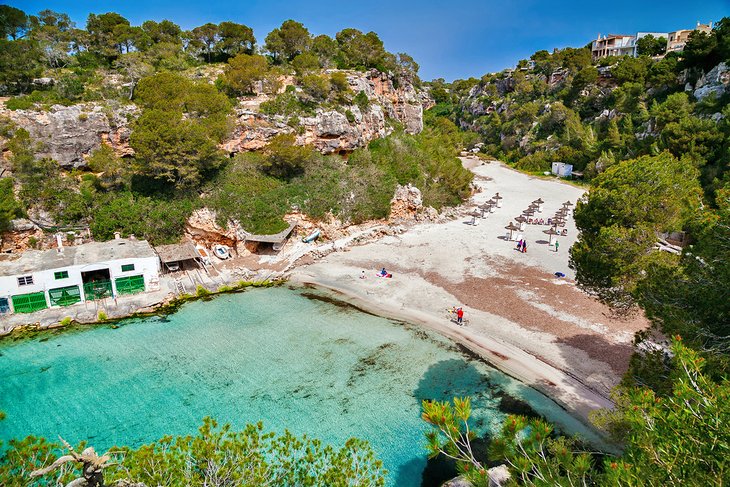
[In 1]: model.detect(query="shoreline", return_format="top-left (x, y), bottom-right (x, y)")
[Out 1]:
top-left (286, 159), bottom-right (648, 435)
top-left (291, 276), bottom-right (613, 435)
top-left (1, 159), bottom-right (647, 443)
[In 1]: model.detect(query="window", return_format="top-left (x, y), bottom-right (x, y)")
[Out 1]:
top-left (121, 264), bottom-right (135, 272)
top-left (54, 271), bottom-right (69, 280)
top-left (17, 275), bottom-right (33, 286)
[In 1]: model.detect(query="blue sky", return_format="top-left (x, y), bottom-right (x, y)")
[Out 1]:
top-left (8, 0), bottom-right (729, 80)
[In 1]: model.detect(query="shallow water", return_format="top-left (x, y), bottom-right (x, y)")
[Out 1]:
top-left (0, 287), bottom-right (599, 485)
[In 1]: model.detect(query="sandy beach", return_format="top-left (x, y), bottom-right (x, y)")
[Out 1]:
top-left (290, 158), bottom-right (649, 428)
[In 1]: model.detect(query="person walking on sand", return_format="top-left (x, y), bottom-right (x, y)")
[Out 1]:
top-left (555, 240), bottom-right (559, 253)
top-left (456, 307), bottom-right (464, 325)
top-left (360, 270), bottom-right (366, 279)
top-left (523, 241), bottom-right (528, 253)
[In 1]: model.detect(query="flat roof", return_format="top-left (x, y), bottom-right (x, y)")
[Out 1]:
top-left (154, 241), bottom-right (199, 263)
top-left (0, 238), bottom-right (155, 276)
top-left (244, 223), bottom-right (296, 244)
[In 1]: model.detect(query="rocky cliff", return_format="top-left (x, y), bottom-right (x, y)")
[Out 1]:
top-left (0, 69), bottom-right (429, 167)
top-left (0, 101), bottom-right (138, 168)
top-left (223, 69), bottom-right (428, 154)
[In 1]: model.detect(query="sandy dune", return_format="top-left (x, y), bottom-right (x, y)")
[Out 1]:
top-left (291, 159), bottom-right (649, 428)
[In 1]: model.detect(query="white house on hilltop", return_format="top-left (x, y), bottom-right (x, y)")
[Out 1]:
top-left (592, 22), bottom-right (713, 60)
top-left (0, 237), bottom-right (160, 315)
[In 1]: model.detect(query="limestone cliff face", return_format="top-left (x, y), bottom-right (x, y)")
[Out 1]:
top-left (222, 69), bottom-right (428, 155)
top-left (693, 62), bottom-right (730, 101)
top-left (0, 102), bottom-right (138, 168)
top-left (1, 69), bottom-right (430, 166)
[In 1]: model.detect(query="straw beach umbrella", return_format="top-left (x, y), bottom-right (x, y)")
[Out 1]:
top-left (543, 227), bottom-right (560, 245)
top-left (487, 199), bottom-right (497, 213)
top-left (479, 203), bottom-right (490, 218)
top-left (515, 215), bottom-right (528, 230)
top-left (505, 222), bottom-right (519, 240)
top-left (533, 198), bottom-right (544, 212)
top-left (493, 193), bottom-right (503, 208)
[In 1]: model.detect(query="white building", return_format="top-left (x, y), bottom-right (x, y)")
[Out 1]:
top-left (667, 22), bottom-right (713, 53)
top-left (591, 34), bottom-right (636, 60)
top-left (0, 238), bottom-right (160, 315)
top-left (552, 162), bottom-right (573, 178)
top-left (633, 32), bottom-right (669, 57)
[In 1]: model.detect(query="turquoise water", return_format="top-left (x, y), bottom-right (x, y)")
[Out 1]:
top-left (0, 287), bottom-right (598, 485)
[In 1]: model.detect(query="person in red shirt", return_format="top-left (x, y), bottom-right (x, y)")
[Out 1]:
top-left (456, 307), bottom-right (464, 325)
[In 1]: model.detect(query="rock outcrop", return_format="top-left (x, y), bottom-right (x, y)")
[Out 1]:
top-left (185, 208), bottom-right (239, 248)
top-left (223, 69), bottom-right (427, 155)
top-left (2, 69), bottom-right (429, 166)
top-left (694, 62), bottom-right (730, 101)
top-left (441, 465), bottom-right (510, 487)
top-left (0, 102), bottom-right (138, 168)
top-left (0, 219), bottom-right (45, 253)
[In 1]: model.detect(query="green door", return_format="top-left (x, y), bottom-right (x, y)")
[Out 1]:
top-left (115, 275), bottom-right (145, 295)
top-left (83, 280), bottom-right (113, 300)
top-left (48, 285), bottom-right (82, 307)
top-left (12, 292), bottom-right (48, 313)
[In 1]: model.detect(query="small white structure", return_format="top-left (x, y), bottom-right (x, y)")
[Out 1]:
top-left (0, 238), bottom-right (160, 315)
top-left (551, 162), bottom-right (573, 178)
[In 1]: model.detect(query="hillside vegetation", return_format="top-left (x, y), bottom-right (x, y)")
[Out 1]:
top-left (430, 20), bottom-right (729, 199)
top-left (420, 19), bottom-right (730, 486)
top-left (0, 6), bottom-right (471, 244)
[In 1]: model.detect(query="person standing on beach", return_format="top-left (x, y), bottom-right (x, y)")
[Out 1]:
top-left (555, 240), bottom-right (559, 252)
top-left (456, 307), bottom-right (464, 325)
top-left (360, 270), bottom-right (366, 279)
top-left (523, 241), bottom-right (528, 253)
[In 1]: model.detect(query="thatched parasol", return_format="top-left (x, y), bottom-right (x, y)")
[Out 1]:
top-left (515, 215), bottom-right (528, 230)
top-left (493, 192), bottom-right (503, 208)
top-left (505, 222), bottom-right (519, 240)
top-left (543, 226), bottom-right (560, 244)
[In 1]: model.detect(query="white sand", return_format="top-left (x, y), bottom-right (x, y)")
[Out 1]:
top-left (290, 159), bottom-right (649, 428)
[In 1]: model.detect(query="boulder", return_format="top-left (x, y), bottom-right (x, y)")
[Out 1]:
top-left (389, 184), bottom-right (424, 222)
top-left (9, 218), bottom-right (38, 232)
top-left (488, 464), bottom-right (511, 486)
top-left (694, 62), bottom-right (730, 100)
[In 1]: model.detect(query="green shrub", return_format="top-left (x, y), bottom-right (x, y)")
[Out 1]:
top-left (98, 311), bottom-right (108, 322)
top-left (59, 317), bottom-right (72, 326)
top-left (196, 285), bottom-right (211, 297)
top-left (354, 90), bottom-right (369, 109)
top-left (90, 192), bottom-right (196, 245)
top-left (260, 92), bottom-right (314, 116)
top-left (345, 109), bottom-right (355, 123)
